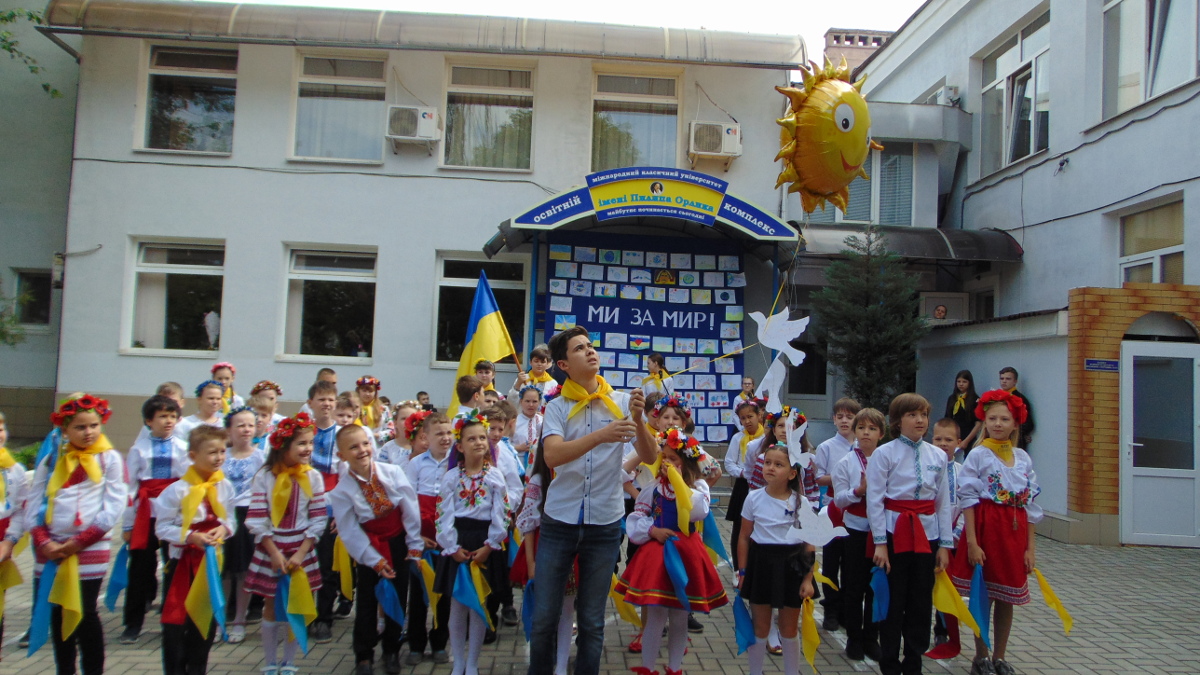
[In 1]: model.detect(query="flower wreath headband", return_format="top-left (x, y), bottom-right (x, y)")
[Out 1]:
top-left (518, 384), bottom-right (543, 400)
top-left (659, 426), bottom-right (703, 460)
top-left (269, 412), bottom-right (316, 450)
top-left (453, 410), bottom-right (490, 440)
top-left (404, 410), bottom-right (433, 442)
top-left (975, 389), bottom-right (1029, 425)
top-left (50, 394), bottom-right (112, 427)
top-left (356, 376), bottom-right (381, 390)
top-left (211, 361), bottom-right (236, 376)
top-left (651, 395), bottom-right (691, 418)
top-left (195, 379), bottom-right (225, 397)
top-left (766, 405), bottom-right (808, 427)
top-left (250, 380), bottom-right (283, 396)
top-left (224, 406), bottom-right (257, 428)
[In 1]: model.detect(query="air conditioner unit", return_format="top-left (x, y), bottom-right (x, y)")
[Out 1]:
top-left (386, 105), bottom-right (440, 153)
top-left (688, 121), bottom-right (741, 170)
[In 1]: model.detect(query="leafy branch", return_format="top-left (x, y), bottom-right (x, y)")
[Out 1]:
top-left (2, 9), bottom-right (63, 98)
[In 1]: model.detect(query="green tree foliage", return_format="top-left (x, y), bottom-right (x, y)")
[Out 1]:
top-left (810, 226), bottom-right (929, 412)
top-left (1, 9), bottom-right (62, 98)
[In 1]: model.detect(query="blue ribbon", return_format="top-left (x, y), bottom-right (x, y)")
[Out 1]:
top-left (451, 563), bottom-right (490, 628)
top-left (733, 589), bottom-right (756, 655)
top-left (376, 577), bottom-right (406, 627)
top-left (274, 573), bottom-right (310, 655)
top-left (701, 511), bottom-right (732, 567)
top-left (869, 566), bottom-right (889, 623)
top-left (27, 560), bottom-right (59, 656)
top-left (521, 580), bottom-right (536, 642)
top-left (205, 546), bottom-right (228, 640)
top-left (968, 564), bottom-right (991, 649)
top-left (104, 544), bottom-right (129, 612)
top-left (662, 537), bottom-right (691, 611)
top-left (409, 559), bottom-right (428, 605)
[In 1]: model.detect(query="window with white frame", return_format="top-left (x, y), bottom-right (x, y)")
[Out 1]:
top-left (434, 255), bottom-right (527, 364)
top-left (980, 11), bottom-right (1050, 176)
top-left (131, 243), bottom-right (225, 350)
top-left (285, 250), bottom-right (377, 357)
top-left (15, 270), bottom-right (52, 325)
top-left (592, 74), bottom-right (679, 172)
top-left (1120, 201), bottom-right (1184, 284)
top-left (785, 305), bottom-right (828, 397)
top-left (444, 66), bottom-right (534, 170)
top-left (1103, 0), bottom-right (1198, 119)
top-left (294, 56), bottom-right (387, 161)
top-left (807, 144), bottom-right (914, 225)
top-left (145, 47), bottom-right (237, 153)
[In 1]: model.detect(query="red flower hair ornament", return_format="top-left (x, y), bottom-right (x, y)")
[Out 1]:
top-left (211, 361), bottom-right (237, 376)
top-left (270, 412), bottom-right (316, 451)
top-left (50, 395), bottom-right (113, 427)
top-left (651, 395), bottom-right (691, 418)
top-left (250, 380), bottom-right (283, 396)
top-left (658, 427), bottom-right (703, 460)
top-left (404, 410), bottom-right (433, 442)
top-left (356, 376), bottom-right (381, 390)
top-left (454, 410), bottom-right (489, 440)
top-left (975, 389), bottom-right (1029, 425)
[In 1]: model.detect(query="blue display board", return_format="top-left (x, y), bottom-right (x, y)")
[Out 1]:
top-left (543, 232), bottom-right (745, 443)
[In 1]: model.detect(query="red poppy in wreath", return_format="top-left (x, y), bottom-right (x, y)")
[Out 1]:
top-left (974, 389), bottom-right (1028, 425)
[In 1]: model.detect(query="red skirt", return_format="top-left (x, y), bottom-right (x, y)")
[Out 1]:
top-left (948, 500), bottom-right (1030, 605)
top-left (615, 532), bottom-right (728, 613)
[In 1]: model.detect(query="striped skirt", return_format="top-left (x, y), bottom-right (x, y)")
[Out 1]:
top-left (243, 525), bottom-right (323, 598)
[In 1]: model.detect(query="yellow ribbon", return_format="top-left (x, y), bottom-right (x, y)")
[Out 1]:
top-left (470, 561), bottom-right (494, 632)
top-left (739, 426), bottom-right (764, 462)
top-left (417, 557), bottom-right (441, 628)
top-left (331, 536), bottom-right (354, 600)
top-left (288, 566), bottom-right (318, 634)
top-left (664, 464), bottom-right (694, 534)
top-left (221, 387), bottom-right (234, 415)
top-left (528, 371), bottom-right (554, 385)
top-left (801, 597), bottom-right (820, 669)
top-left (932, 569), bottom-right (980, 637)
top-left (981, 438), bottom-right (1014, 465)
top-left (362, 405), bottom-right (378, 430)
top-left (952, 394), bottom-right (966, 415)
top-left (0, 447), bottom-right (14, 507)
top-left (641, 371), bottom-right (667, 387)
top-left (812, 559), bottom-right (838, 592)
top-left (46, 436), bottom-right (112, 524)
top-left (183, 548), bottom-right (224, 632)
top-left (609, 573), bottom-right (642, 628)
top-left (12, 532), bottom-right (28, 557)
top-left (179, 468), bottom-right (227, 542)
top-left (49, 554), bottom-right (83, 639)
top-left (561, 376), bottom-right (623, 420)
top-left (270, 464), bottom-right (313, 527)
top-left (1033, 569), bottom-right (1072, 635)
top-left (0, 558), bottom-right (23, 621)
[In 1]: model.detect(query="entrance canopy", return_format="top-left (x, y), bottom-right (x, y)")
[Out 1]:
top-left (484, 167), bottom-right (800, 261)
top-left (796, 223), bottom-right (1024, 262)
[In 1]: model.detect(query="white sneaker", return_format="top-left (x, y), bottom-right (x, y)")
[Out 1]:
top-left (227, 625), bottom-right (246, 644)
top-left (279, 665), bottom-right (300, 675)
top-left (260, 666), bottom-right (278, 675)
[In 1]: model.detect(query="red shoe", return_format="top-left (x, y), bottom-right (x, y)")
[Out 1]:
top-left (628, 632), bottom-right (643, 654)
top-left (924, 615), bottom-right (961, 660)
top-left (630, 668), bottom-right (657, 675)
top-left (665, 669), bottom-right (683, 675)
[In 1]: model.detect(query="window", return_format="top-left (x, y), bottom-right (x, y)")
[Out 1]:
top-left (1120, 201), bottom-right (1184, 283)
top-left (434, 255), bottom-right (527, 364)
top-left (145, 47), bottom-right (237, 152)
top-left (285, 250), bottom-right (377, 357)
top-left (1103, 0), bottom-right (1198, 118)
top-left (132, 243), bottom-right (225, 350)
top-left (592, 74), bottom-right (679, 172)
top-left (980, 12), bottom-right (1050, 175)
top-left (444, 66), bottom-right (533, 169)
top-left (786, 307), bottom-right (827, 397)
top-left (15, 270), bottom-right (52, 325)
top-left (807, 145), bottom-right (914, 225)
top-left (295, 56), bottom-right (387, 161)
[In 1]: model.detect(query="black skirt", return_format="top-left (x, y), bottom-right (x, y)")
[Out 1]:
top-left (224, 505), bottom-right (254, 576)
top-left (741, 541), bottom-right (815, 609)
top-left (433, 517), bottom-right (510, 597)
top-left (725, 477), bottom-right (750, 522)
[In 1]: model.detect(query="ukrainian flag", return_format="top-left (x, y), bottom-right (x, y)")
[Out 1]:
top-left (452, 271), bottom-right (518, 410)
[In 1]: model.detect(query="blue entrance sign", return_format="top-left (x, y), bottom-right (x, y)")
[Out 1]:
top-left (1084, 358), bottom-right (1119, 373)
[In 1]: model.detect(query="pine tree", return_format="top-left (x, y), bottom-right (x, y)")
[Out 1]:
top-left (810, 226), bottom-right (929, 412)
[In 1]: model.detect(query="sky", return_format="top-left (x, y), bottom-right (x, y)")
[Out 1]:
top-left (213, 0), bottom-right (928, 64)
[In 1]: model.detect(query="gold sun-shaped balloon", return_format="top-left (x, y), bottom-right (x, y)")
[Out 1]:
top-left (775, 56), bottom-right (884, 214)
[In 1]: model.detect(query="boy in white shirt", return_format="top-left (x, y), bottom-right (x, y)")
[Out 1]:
top-left (403, 414), bottom-right (454, 665)
top-left (812, 396), bottom-right (861, 632)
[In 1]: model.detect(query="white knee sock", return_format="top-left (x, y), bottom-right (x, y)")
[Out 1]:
top-left (449, 600), bottom-right (470, 675)
top-left (747, 639), bottom-right (767, 675)
top-left (555, 595), bottom-right (575, 675)
top-left (781, 636), bottom-right (800, 675)
top-left (641, 606), bottom-right (668, 670)
top-left (466, 607), bottom-right (486, 675)
top-left (666, 609), bottom-right (689, 671)
top-left (768, 620), bottom-right (781, 648)
top-left (261, 620), bottom-right (278, 666)
top-left (282, 631), bottom-right (298, 665)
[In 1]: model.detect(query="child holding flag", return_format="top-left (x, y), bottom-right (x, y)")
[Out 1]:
top-left (507, 345), bottom-right (558, 402)
top-left (152, 425), bottom-right (235, 675)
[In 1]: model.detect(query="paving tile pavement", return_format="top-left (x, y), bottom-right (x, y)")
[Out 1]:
top-left (2, 520), bottom-right (1198, 675)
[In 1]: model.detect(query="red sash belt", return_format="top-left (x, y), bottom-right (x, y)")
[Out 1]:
top-left (131, 478), bottom-right (177, 550)
top-left (884, 498), bottom-right (935, 554)
top-left (418, 494), bottom-right (438, 542)
top-left (161, 519), bottom-right (220, 627)
top-left (845, 500), bottom-right (867, 518)
top-left (322, 472), bottom-right (339, 494)
top-left (0, 516), bottom-right (9, 539)
top-left (361, 508), bottom-right (404, 568)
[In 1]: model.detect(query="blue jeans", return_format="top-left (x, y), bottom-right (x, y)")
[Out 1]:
top-left (527, 515), bottom-right (622, 675)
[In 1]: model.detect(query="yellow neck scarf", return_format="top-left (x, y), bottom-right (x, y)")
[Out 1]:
top-left (561, 376), bottom-right (623, 420)
top-left (270, 464), bottom-right (313, 527)
top-left (952, 394), bottom-right (966, 415)
top-left (0, 447), bottom-right (15, 506)
top-left (981, 437), bottom-right (1014, 465)
top-left (528, 371), bottom-right (554, 384)
top-left (482, 382), bottom-right (496, 392)
top-left (221, 387), bottom-right (234, 415)
top-left (641, 371), bottom-right (666, 386)
top-left (46, 436), bottom-right (112, 523)
top-left (643, 456), bottom-right (694, 533)
top-left (739, 426), bottom-right (764, 462)
top-left (179, 467), bottom-right (227, 541)
top-left (362, 404), bottom-right (378, 429)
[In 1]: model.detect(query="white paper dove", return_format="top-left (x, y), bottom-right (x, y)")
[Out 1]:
top-left (754, 355), bottom-right (788, 415)
top-left (785, 417), bottom-right (814, 469)
top-left (749, 309), bottom-right (809, 367)
top-left (788, 504), bottom-right (849, 548)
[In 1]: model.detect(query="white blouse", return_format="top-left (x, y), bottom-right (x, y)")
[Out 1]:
top-left (866, 438), bottom-right (953, 548)
top-left (741, 488), bottom-right (811, 546)
top-left (957, 446), bottom-right (1042, 525)
top-left (152, 477), bottom-right (238, 559)
top-left (0, 461), bottom-right (29, 543)
top-left (376, 440), bottom-right (411, 469)
top-left (25, 448), bottom-right (126, 541)
top-left (626, 479), bottom-right (710, 546)
top-left (328, 461), bottom-right (424, 569)
top-left (724, 432), bottom-right (765, 479)
top-left (223, 447), bottom-right (267, 508)
top-left (511, 412), bottom-right (543, 451)
top-left (435, 465), bottom-right (510, 554)
top-left (493, 445), bottom-right (524, 512)
top-left (515, 473), bottom-right (545, 536)
top-left (831, 447), bottom-right (870, 531)
top-left (244, 467), bottom-right (328, 543)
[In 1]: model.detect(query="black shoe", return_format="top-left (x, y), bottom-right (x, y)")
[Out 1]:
top-left (245, 606), bottom-right (263, 624)
top-left (355, 661), bottom-right (374, 675)
top-left (864, 638), bottom-right (882, 662)
top-left (310, 621), bottom-right (334, 644)
top-left (822, 613), bottom-right (840, 631)
top-left (335, 599), bottom-right (353, 620)
top-left (18, 630), bottom-right (30, 648)
top-left (383, 653), bottom-right (402, 675)
top-left (501, 605), bottom-right (519, 626)
top-left (119, 626), bottom-right (141, 644)
top-left (687, 613), bottom-right (704, 634)
top-left (844, 639), bottom-right (864, 661)
top-left (404, 651), bottom-right (425, 666)
top-left (483, 629), bottom-right (497, 645)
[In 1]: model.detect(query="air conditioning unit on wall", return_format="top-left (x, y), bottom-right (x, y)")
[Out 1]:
top-left (688, 121), bottom-right (741, 171)
top-left (386, 105), bottom-right (440, 154)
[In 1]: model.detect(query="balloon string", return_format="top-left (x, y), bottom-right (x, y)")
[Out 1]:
top-left (664, 341), bottom-right (761, 380)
